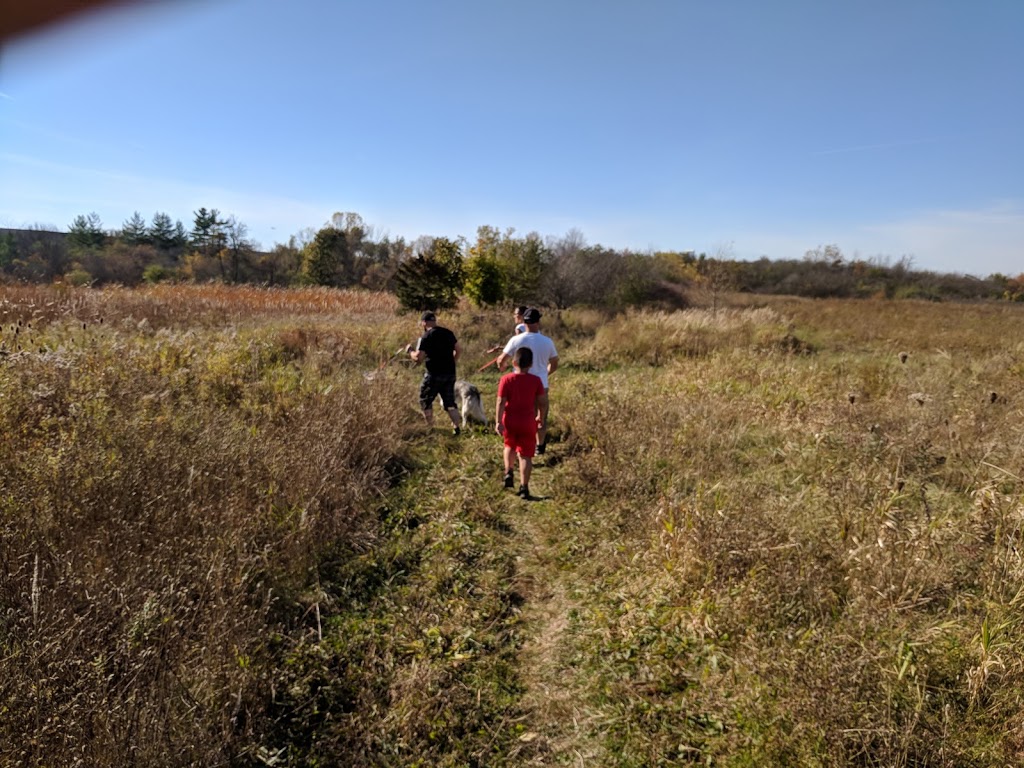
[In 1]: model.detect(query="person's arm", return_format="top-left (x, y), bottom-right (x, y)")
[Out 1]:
top-left (453, 340), bottom-right (462, 363)
top-left (406, 340), bottom-right (424, 364)
top-left (547, 355), bottom-right (559, 377)
top-left (496, 335), bottom-right (521, 371)
top-left (489, 324), bottom-right (523, 354)
top-left (495, 394), bottom-right (507, 434)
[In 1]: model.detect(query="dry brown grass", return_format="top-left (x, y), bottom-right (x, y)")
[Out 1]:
top-left (543, 297), bottom-right (1024, 765)
top-left (0, 285), bottom-right (412, 766)
top-left (0, 283), bottom-right (399, 331)
top-left (6, 286), bottom-right (1024, 766)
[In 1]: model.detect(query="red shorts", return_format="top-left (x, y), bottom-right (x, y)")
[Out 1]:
top-left (502, 418), bottom-right (537, 458)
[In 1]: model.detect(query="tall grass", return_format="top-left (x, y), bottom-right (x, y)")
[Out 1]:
top-left (548, 298), bottom-right (1024, 765)
top-left (0, 286), bottom-right (412, 766)
top-left (0, 283), bottom-right (399, 331)
top-left (5, 286), bottom-right (1024, 766)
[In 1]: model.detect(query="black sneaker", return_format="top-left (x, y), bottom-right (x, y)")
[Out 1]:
top-left (452, 426), bottom-right (461, 436)
top-left (536, 440), bottom-right (546, 455)
top-left (504, 470), bottom-right (514, 489)
top-left (517, 485), bottom-right (530, 499)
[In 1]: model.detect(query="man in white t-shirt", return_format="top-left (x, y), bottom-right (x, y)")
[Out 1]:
top-left (496, 307), bottom-right (558, 454)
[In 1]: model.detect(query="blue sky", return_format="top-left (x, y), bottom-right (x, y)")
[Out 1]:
top-left (1, 0), bottom-right (1022, 276)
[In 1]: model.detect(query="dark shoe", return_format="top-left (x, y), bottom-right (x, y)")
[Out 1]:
top-left (536, 440), bottom-right (546, 455)
top-left (518, 485), bottom-right (530, 499)
top-left (504, 470), bottom-right (514, 489)
top-left (452, 426), bottom-right (461, 436)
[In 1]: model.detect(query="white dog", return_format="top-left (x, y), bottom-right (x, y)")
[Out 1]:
top-left (454, 380), bottom-right (488, 426)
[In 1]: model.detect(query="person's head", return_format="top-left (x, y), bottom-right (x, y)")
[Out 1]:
top-left (513, 346), bottom-right (533, 372)
top-left (514, 305), bottom-right (528, 322)
top-left (522, 307), bottom-right (541, 327)
top-left (420, 310), bottom-right (436, 328)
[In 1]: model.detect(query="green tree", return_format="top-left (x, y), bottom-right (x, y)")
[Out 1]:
top-left (190, 208), bottom-right (226, 255)
top-left (463, 252), bottom-right (505, 306)
top-left (614, 252), bottom-right (660, 307)
top-left (255, 243), bottom-right (303, 286)
top-left (393, 237), bottom-right (464, 311)
top-left (149, 212), bottom-right (178, 250)
top-left (302, 226), bottom-right (349, 286)
top-left (23, 230), bottom-right (69, 281)
top-left (0, 232), bottom-right (17, 270)
top-left (121, 211), bottom-right (150, 245)
top-left (468, 225), bottom-right (547, 305)
top-left (67, 213), bottom-right (106, 251)
top-left (508, 232), bottom-right (546, 304)
top-left (328, 211), bottom-right (376, 284)
top-left (302, 213), bottom-right (379, 287)
top-left (172, 219), bottom-right (188, 249)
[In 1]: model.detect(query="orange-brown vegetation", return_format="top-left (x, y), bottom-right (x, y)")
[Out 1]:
top-left (3, 286), bottom-right (1024, 766)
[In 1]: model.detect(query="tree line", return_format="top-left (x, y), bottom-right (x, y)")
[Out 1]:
top-left (1, 209), bottom-right (1021, 307)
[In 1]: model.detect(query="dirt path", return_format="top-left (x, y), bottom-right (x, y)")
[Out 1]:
top-left (512, 574), bottom-right (600, 766)
top-left (452, 429), bottom-right (606, 765)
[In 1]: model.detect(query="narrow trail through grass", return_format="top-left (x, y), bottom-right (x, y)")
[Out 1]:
top-left (401, 419), bottom-right (604, 766)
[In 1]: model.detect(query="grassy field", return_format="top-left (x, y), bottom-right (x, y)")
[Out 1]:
top-left (2, 285), bottom-right (1024, 766)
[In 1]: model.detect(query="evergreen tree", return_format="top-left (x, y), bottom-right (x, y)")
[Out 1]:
top-left (121, 211), bottom-right (149, 245)
top-left (67, 213), bottom-right (106, 251)
top-left (393, 237), bottom-right (464, 311)
top-left (172, 220), bottom-right (188, 249)
top-left (0, 232), bottom-right (17, 270)
top-left (302, 226), bottom-right (348, 286)
top-left (149, 212), bottom-right (176, 250)
top-left (190, 208), bottom-right (226, 253)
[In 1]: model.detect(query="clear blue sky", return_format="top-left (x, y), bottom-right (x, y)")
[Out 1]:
top-left (1, 0), bottom-right (1022, 276)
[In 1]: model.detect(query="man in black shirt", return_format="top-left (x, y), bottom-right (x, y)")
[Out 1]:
top-left (406, 311), bottom-right (463, 434)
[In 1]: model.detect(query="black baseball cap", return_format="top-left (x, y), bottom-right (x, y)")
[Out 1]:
top-left (523, 307), bottom-right (541, 323)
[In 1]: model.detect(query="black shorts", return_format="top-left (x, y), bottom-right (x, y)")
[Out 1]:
top-left (419, 373), bottom-right (456, 411)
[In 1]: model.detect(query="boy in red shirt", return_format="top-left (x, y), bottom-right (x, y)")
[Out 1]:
top-left (495, 346), bottom-right (548, 499)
